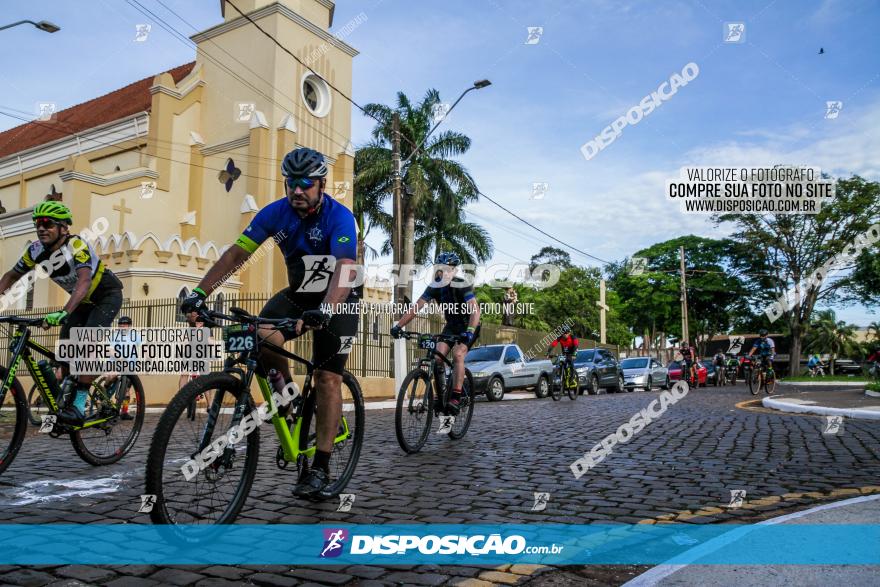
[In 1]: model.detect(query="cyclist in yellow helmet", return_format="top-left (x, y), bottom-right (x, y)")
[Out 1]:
top-left (0, 202), bottom-right (124, 424)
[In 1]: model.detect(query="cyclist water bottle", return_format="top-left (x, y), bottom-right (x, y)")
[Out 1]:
top-left (36, 360), bottom-right (60, 401)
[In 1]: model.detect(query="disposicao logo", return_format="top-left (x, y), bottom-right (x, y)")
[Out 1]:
top-left (320, 528), bottom-right (348, 558)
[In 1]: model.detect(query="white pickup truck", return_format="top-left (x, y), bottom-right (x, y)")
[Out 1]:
top-left (464, 343), bottom-right (554, 401)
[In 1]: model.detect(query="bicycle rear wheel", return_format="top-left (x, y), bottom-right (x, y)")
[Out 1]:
top-left (0, 368), bottom-right (28, 477)
top-left (395, 368), bottom-right (433, 453)
top-left (297, 371), bottom-right (364, 497)
top-left (26, 384), bottom-right (46, 426)
top-left (449, 369), bottom-right (475, 440)
top-left (145, 372), bottom-right (259, 525)
top-left (71, 375), bottom-right (145, 466)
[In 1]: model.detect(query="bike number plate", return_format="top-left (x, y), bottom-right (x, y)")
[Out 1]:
top-left (223, 324), bottom-right (256, 352)
top-left (419, 336), bottom-right (436, 350)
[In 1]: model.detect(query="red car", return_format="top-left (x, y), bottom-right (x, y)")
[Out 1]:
top-left (666, 360), bottom-right (707, 387)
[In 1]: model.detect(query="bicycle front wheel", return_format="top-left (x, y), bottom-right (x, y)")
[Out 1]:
top-left (71, 375), bottom-right (145, 466)
top-left (145, 372), bottom-right (259, 525)
top-left (395, 368), bottom-right (433, 453)
top-left (765, 372), bottom-right (777, 395)
top-left (749, 369), bottom-right (760, 395)
top-left (298, 371), bottom-right (365, 497)
top-left (550, 368), bottom-right (562, 401)
top-left (566, 366), bottom-right (579, 400)
top-left (449, 369), bottom-right (475, 440)
top-left (0, 368), bottom-right (28, 477)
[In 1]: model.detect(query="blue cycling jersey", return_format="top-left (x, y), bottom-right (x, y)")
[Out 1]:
top-left (752, 337), bottom-right (775, 356)
top-left (235, 194), bottom-right (357, 292)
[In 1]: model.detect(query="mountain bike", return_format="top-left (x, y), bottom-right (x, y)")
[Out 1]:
top-left (748, 355), bottom-right (777, 395)
top-left (393, 331), bottom-right (475, 454)
top-left (145, 307), bottom-right (364, 525)
top-left (0, 315), bottom-right (145, 475)
top-left (550, 354), bottom-right (579, 400)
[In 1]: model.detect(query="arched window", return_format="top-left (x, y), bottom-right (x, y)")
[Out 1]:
top-left (213, 292), bottom-right (225, 313)
top-left (176, 287), bottom-right (189, 322)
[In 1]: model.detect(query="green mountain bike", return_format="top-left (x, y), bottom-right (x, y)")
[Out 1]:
top-left (0, 315), bottom-right (145, 475)
top-left (145, 307), bottom-right (364, 525)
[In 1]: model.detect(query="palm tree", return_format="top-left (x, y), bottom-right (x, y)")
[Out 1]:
top-left (414, 196), bottom-right (492, 264)
top-left (357, 89), bottom-right (486, 299)
top-left (804, 310), bottom-right (860, 374)
top-left (867, 321), bottom-right (880, 343)
top-left (353, 150), bottom-right (392, 264)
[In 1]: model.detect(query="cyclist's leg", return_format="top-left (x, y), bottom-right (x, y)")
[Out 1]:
top-left (294, 293), bottom-right (359, 497)
top-left (59, 289), bottom-right (122, 422)
top-left (256, 288), bottom-right (302, 383)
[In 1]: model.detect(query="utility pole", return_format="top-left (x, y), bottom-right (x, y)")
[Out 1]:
top-left (391, 113), bottom-right (404, 306)
top-left (596, 279), bottom-right (609, 344)
top-left (679, 246), bottom-right (689, 345)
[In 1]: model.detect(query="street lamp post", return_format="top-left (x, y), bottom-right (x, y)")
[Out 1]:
top-left (0, 20), bottom-right (61, 33)
top-left (392, 79), bottom-right (491, 303)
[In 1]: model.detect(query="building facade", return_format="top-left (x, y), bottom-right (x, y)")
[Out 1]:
top-left (0, 0), bottom-right (362, 310)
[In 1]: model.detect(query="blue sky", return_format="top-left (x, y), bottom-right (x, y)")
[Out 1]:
top-left (1, 0), bottom-right (878, 325)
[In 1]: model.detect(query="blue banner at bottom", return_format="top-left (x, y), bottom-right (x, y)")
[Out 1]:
top-left (0, 524), bottom-right (878, 565)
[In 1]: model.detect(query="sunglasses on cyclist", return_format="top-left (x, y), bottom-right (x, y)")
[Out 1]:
top-left (34, 218), bottom-right (61, 230)
top-left (285, 176), bottom-right (317, 191)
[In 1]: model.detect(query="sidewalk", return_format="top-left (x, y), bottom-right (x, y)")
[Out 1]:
top-left (761, 387), bottom-right (880, 420)
top-left (624, 494), bottom-right (880, 586)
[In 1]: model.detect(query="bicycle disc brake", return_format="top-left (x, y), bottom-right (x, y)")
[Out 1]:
top-left (276, 446), bottom-right (289, 469)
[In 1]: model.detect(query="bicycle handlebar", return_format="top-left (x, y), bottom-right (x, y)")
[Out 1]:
top-left (394, 330), bottom-right (467, 345)
top-left (0, 315), bottom-right (50, 327)
top-left (198, 306), bottom-right (295, 331)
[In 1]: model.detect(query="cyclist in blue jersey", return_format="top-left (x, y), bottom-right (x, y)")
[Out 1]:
top-left (748, 329), bottom-right (776, 374)
top-left (390, 252), bottom-right (481, 415)
top-left (181, 147), bottom-right (360, 499)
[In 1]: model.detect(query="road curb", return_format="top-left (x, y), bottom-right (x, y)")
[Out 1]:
top-left (762, 396), bottom-right (880, 420)
top-left (778, 380), bottom-right (867, 387)
top-left (622, 493), bottom-right (880, 587)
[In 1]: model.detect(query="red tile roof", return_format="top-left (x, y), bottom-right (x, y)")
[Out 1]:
top-left (0, 62), bottom-right (196, 160)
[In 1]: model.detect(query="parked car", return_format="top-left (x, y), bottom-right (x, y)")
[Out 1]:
top-left (620, 357), bottom-right (669, 391)
top-left (666, 360), bottom-right (707, 387)
top-left (700, 359), bottom-right (721, 386)
top-left (465, 344), bottom-right (554, 401)
top-left (832, 359), bottom-right (863, 375)
top-left (573, 348), bottom-right (625, 393)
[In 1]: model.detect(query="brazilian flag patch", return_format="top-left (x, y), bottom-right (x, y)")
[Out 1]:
top-left (337, 236), bottom-right (351, 243)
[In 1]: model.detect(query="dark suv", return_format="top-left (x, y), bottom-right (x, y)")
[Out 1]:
top-left (573, 348), bottom-right (625, 394)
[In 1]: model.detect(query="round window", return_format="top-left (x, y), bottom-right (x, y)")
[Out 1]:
top-left (301, 73), bottom-right (331, 117)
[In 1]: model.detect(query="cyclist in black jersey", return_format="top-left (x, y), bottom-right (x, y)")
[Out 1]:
top-left (391, 252), bottom-right (481, 415)
top-left (0, 202), bottom-right (123, 424)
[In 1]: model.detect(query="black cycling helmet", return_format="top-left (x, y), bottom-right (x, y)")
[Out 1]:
top-left (117, 316), bottom-right (132, 326)
top-left (281, 147), bottom-right (328, 178)
top-left (435, 251), bottom-right (461, 266)
top-left (758, 328), bottom-right (768, 337)
top-left (560, 324), bottom-right (571, 334)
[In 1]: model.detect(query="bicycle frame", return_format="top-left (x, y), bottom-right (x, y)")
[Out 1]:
top-left (193, 323), bottom-right (352, 465)
top-left (2, 325), bottom-right (121, 430)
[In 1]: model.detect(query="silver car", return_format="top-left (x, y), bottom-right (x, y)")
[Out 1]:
top-left (620, 357), bottom-right (669, 391)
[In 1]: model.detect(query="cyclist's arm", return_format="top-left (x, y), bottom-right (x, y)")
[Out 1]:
top-left (0, 269), bottom-right (23, 296)
top-left (395, 297), bottom-right (428, 328)
top-left (194, 245), bottom-right (250, 296)
top-left (465, 297), bottom-right (481, 329)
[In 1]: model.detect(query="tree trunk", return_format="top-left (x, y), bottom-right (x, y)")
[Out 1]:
top-left (789, 323), bottom-right (803, 377)
top-left (402, 196), bottom-right (416, 303)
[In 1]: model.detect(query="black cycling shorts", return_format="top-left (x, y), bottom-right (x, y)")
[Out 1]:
top-left (259, 287), bottom-right (360, 375)
top-left (60, 288), bottom-right (123, 341)
top-left (441, 323), bottom-right (481, 350)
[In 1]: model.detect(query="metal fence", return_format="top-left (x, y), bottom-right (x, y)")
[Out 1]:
top-left (0, 295), bottom-right (618, 378)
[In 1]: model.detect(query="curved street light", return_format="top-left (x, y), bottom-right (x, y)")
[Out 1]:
top-left (0, 20), bottom-right (61, 33)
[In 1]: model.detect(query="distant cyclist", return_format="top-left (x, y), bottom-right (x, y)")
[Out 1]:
top-left (679, 341), bottom-right (697, 385)
top-left (391, 252), bottom-right (481, 415)
top-left (713, 351), bottom-right (726, 383)
top-left (0, 202), bottom-right (123, 424)
top-left (547, 325), bottom-right (579, 387)
top-left (748, 329), bottom-right (776, 374)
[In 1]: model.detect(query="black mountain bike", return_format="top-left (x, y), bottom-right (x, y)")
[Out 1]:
top-left (393, 331), bottom-right (475, 454)
top-left (748, 355), bottom-right (777, 395)
top-left (0, 315), bottom-right (145, 475)
top-left (550, 354), bottom-right (579, 400)
top-left (145, 307), bottom-right (365, 525)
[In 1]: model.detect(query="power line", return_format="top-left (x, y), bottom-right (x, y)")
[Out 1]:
top-left (474, 188), bottom-right (612, 265)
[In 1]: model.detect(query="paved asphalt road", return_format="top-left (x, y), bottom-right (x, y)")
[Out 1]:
top-left (0, 383), bottom-right (878, 586)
